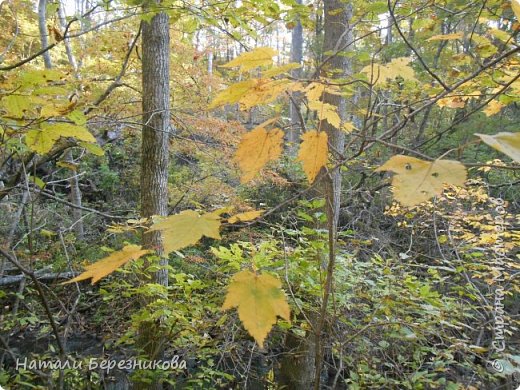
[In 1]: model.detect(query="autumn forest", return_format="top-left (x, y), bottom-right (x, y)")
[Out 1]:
top-left (0, 0), bottom-right (519, 388)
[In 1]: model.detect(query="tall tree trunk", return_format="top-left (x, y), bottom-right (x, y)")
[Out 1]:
top-left (136, 5), bottom-right (170, 389)
top-left (140, 10), bottom-right (170, 283)
top-left (320, 0), bottom-right (352, 230)
top-left (58, 0), bottom-right (78, 73)
top-left (287, 0), bottom-right (304, 155)
top-left (314, 0), bottom-right (353, 388)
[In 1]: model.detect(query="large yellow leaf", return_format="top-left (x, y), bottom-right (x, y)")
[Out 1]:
top-left (427, 33), bottom-right (463, 41)
top-left (234, 125), bottom-right (284, 183)
top-left (228, 210), bottom-right (264, 224)
top-left (361, 57), bottom-right (418, 86)
top-left (298, 130), bottom-right (328, 183)
top-left (222, 270), bottom-right (290, 348)
top-left (25, 123), bottom-right (96, 154)
top-left (148, 210), bottom-right (222, 256)
top-left (475, 132), bottom-right (520, 162)
top-left (63, 245), bottom-right (151, 284)
top-left (221, 47), bottom-right (277, 72)
top-left (375, 155), bottom-right (467, 207)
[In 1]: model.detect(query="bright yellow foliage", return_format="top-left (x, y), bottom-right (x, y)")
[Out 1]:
top-left (476, 132), bottom-right (520, 163)
top-left (437, 96), bottom-right (466, 109)
top-left (210, 79), bottom-right (293, 110)
top-left (427, 33), bottom-right (463, 41)
top-left (1, 95), bottom-right (31, 117)
top-left (209, 79), bottom-right (256, 109)
top-left (298, 130), bottom-right (328, 183)
top-left (470, 34), bottom-right (497, 57)
top-left (228, 210), bottom-right (264, 224)
top-left (239, 79), bottom-right (293, 110)
top-left (221, 47), bottom-right (277, 72)
top-left (308, 100), bottom-right (341, 129)
top-left (222, 270), bottom-right (290, 348)
top-left (25, 123), bottom-right (97, 154)
top-left (233, 125), bottom-right (284, 183)
top-left (63, 245), bottom-right (151, 284)
top-left (483, 100), bottom-right (505, 117)
top-left (148, 210), bottom-right (222, 256)
top-left (376, 155), bottom-right (467, 207)
top-left (362, 58), bottom-right (418, 86)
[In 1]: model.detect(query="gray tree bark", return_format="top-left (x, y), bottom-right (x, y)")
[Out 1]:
top-left (136, 7), bottom-right (170, 390)
top-left (320, 0), bottom-right (353, 231)
top-left (38, 0), bottom-right (52, 69)
top-left (140, 11), bottom-right (170, 283)
top-left (314, 1), bottom-right (353, 388)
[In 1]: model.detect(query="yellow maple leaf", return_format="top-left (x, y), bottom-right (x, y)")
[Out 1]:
top-left (375, 155), bottom-right (467, 207)
top-left (308, 100), bottom-right (341, 129)
top-left (427, 33), bottom-right (463, 41)
top-left (475, 132), bottom-right (520, 163)
top-left (362, 58), bottom-right (418, 86)
top-left (483, 100), bottom-right (505, 117)
top-left (222, 270), bottom-right (290, 348)
top-left (221, 47), bottom-right (277, 72)
top-left (298, 130), bottom-right (328, 183)
top-left (25, 123), bottom-right (96, 154)
top-left (63, 245), bottom-right (151, 284)
top-left (228, 210), bottom-right (264, 224)
top-left (234, 125), bottom-right (283, 183)
top-left (148, 210), bottom-right (221, 255)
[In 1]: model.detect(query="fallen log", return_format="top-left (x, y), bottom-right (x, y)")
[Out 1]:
top-left (0, 272), bottom-right (78, 286)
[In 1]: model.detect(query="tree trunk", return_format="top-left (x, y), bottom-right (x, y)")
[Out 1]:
top-left (320, 0), bottom-right (352, 230)
top-left (314, 1), bottom-right (353, 388)
top-left (38, 0), bottom-right (52, 69)
top-left (58, 0), bottom-right (78, 73)
top-left (136, 6), bottom-right (170, 389)
top-left (140, 10), bottom-right (170, 282)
